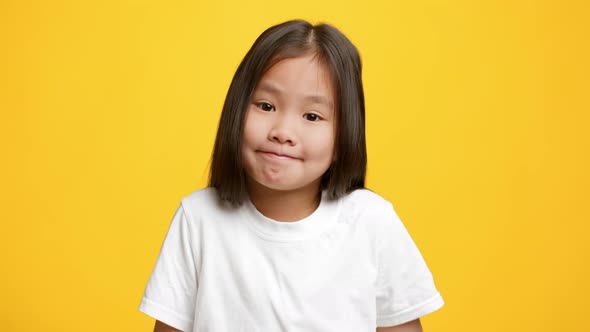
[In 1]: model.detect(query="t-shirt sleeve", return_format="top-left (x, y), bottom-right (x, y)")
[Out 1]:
top-left (375, 203), bottom-right (444, 327)
top-left (138, 202), bottom-right (198, 332)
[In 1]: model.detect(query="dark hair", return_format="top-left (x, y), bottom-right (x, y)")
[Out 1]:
top-left (209, 19), bottom-right (367, 206)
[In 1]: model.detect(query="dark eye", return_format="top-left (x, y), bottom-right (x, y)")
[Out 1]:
top-left (257, 102), bottom-right (275, 112)
top-left (304, 113), bottom-right (320, 122)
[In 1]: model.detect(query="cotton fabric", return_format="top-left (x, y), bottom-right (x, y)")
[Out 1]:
top-left (139, 187), bottom-right (443, 331)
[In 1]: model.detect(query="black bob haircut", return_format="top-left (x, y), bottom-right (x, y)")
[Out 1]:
top-left (209, 19), bottom-right (367, 206)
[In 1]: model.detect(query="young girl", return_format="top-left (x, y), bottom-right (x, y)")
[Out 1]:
top-left (139, 19), bottom-right (443, 332)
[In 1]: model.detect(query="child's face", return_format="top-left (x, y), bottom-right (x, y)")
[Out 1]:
top-left (242, 54), bottom-right (336, 195)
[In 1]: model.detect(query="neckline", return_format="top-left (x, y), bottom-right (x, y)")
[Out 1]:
top-left (242, 190), bottom-right (341, 242)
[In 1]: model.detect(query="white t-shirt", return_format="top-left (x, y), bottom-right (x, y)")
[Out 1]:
top-left (139, 187), bottom-right (443, 331)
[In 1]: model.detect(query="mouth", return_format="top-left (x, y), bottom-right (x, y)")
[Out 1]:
top-left (259, 151), bottom-right (300, 160)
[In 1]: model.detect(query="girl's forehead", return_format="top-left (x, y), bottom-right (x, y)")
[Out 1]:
top-left (255, 55), bottom-right (336, 101)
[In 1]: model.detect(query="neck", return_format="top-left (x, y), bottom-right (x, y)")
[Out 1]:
top-left (246, 179), bottom-right (321, 222)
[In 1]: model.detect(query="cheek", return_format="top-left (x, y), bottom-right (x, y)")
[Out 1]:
top-left (305, 131), bottom-right (335, 159)
top-left (242, 110), bottom-right (259, 144)
top-left (243, 108), bottom-right (270, 136)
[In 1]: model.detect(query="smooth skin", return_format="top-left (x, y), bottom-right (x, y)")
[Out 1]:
top-left (154, 320), bottom-right (180, 332)
top-left (241, 54), bottom-right (336, 222)
top-left (154, 318), bottom-right (423, 331)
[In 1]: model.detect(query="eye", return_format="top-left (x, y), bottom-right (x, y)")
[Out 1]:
top-left (256, 102), bottom-right (275, 112)
top-left (304, 113), bottom-right (321, 122)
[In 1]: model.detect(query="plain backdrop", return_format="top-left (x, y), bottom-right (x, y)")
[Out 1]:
top-left (1, 0), bottom-right (589, 331)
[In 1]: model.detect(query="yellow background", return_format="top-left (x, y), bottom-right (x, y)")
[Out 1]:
top-left (1, 0), bottom-right (588, 331)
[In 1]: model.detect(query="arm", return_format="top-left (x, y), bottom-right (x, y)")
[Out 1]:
top-left (154, 320), bottom-right (182, 332)
top-left (377, 319), bottom-right (422, 332)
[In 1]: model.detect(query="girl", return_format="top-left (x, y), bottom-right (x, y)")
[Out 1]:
top-left (139, 20), bottom-right (443, 332)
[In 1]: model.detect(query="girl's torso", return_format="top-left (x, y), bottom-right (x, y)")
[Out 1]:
top-left (185, 188), bottom-right (384, 331)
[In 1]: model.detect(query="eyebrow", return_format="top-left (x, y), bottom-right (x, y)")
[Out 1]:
top-left (256, 81), bottom-right (334, 108)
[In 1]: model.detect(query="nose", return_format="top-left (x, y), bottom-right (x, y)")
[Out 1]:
top-left (268, 114), bottom-right (296, 145)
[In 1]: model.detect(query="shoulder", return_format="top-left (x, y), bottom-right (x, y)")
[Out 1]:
top-left (343, 188), bottom-right (392, 208)
top-left (337, 188), bottom-right (399, 228)
top-left (341, 188), bottom-right (395, 216)
top-left (181, 187), bottom-right (219, 207)
top-left (178, 187), bottom-right (236, 221)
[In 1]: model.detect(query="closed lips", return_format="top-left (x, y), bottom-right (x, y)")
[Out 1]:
top-left (260, 151), bottom-right (299, 160)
